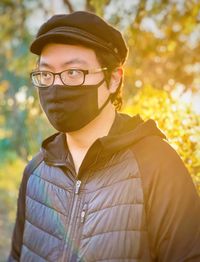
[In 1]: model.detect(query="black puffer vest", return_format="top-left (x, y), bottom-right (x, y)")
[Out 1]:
top-left (20, 114), bottom-right (166, 261)
top-left (21, 148), bottom-right (152, 261)
top-left (9, 113), bottom-right (200, 262)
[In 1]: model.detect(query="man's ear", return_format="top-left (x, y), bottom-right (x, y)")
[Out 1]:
top-left (109, 68), bottom-right (123, 94)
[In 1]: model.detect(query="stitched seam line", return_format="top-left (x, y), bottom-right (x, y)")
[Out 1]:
top-left (85, 176), bottom-right (141, 194)
top-left (26, 195), bottom-right (68, 217)
top-left (88, 202), bottom-right (143, 216)
top-left (128, 148), bottom-right (154, 260)
top-left (82, 229), bottom-right (146, 240)
top-left (50, 26), bottom-right (108, 46)
top-left (23, 242), bottom-right (50, 262)
top-left (31, 172), bottom-right (73, 193)
top-left (26, 218), bottom-right (64, 241)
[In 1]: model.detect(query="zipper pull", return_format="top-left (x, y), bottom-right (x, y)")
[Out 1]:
top-left (81, 210), bottom-right (86, 223)
top-left (81, 203), bottom-right (87, 223)
top-left (75, 180), bottom-right (81, 194)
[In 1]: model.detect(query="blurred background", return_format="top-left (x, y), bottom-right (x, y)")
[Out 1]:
top-left (0, 0), bottom-right (200, 260)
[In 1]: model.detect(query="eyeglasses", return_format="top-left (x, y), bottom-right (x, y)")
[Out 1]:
top-left (30, 67), bottom-right (108, 88)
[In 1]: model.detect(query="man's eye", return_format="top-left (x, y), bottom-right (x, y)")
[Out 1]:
top-left (67, 69), bottom-right (82, 78)
top-left (42, 72), bottom-right (51, 79)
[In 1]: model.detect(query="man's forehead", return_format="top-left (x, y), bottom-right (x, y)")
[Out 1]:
top-left (39, 58), bottom-right (89, 68)
top-left (38, 43), bottom-right (99, 69)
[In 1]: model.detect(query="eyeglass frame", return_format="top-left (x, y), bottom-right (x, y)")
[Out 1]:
top-left (30, 67), bottom-right (108, 88)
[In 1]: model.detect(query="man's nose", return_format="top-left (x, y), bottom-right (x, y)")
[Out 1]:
top-left (54, 74), bottom-right (63, 85)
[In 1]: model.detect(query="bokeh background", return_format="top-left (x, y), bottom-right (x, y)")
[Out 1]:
top-left (0, 0), bottom-right (200, 260)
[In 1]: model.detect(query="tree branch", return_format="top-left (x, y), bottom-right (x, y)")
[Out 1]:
top-left (63, 0), bottom-right (74, 13)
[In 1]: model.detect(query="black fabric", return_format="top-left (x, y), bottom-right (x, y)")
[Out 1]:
top-left (8, 113), bottom-right (200, 261)
top-left (30, 11), bottom-right (128, 64)
top-left (40, 113), bottom-right (165, 173)
top-left (131, 136), bottom-right (200, 261)
top-left (7, 151), bottom-right (44, 262)
top-left (38, 79), bottom-right (107, 132)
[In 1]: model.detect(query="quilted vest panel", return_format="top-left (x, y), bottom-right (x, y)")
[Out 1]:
top-left (21, 149), bottom-right (152, 262)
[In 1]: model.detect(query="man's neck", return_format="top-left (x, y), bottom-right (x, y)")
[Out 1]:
top-left (66, 103), bottom-right (116, 173)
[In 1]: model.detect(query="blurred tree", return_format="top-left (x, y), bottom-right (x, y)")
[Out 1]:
top-left (124, 0), bottom-right (200, 101)
top-left (1, 0), bottom-right (200, 160)
top-left (0, 0), bottom-right (56, 160)
top-left (1, 0), bottom-right (33, 159)
top-left (1, 0), bottom-right (200, 260)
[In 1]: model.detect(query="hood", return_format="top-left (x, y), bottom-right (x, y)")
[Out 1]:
top-left (41, 113), bottom-right (166, 168)
top-left (100, 113), bottom-right (166, 155)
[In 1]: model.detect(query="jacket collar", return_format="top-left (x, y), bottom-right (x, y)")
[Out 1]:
top-left (41, 113), bottom-right (165, 170)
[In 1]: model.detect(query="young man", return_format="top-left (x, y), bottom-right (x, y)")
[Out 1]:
top-left (9, 11), bottom-right (200, 262)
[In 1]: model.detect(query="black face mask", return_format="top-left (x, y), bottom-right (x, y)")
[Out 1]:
top-left (38, 79), bottom-right (110, 132)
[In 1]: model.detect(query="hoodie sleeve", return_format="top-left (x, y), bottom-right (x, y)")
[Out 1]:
top-left (7, 167), bottom-right (28, 262)
top-left (8, 152), bottom-right (43, 262)
top-left (132, 136), bottom-right (200, 262)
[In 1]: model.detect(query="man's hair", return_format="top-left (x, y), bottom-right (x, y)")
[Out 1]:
top-left (94, 48), bottom-right (123, 111)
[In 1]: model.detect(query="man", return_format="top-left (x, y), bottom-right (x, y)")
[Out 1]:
top-left (8, 11), bottom-right (200, 262)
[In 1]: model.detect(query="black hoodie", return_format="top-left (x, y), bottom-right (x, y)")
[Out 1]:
top-left (8, 113), bottom-right (200, 261)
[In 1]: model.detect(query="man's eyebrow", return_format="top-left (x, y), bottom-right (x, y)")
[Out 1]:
top-left (63, 59), bottom-right (88, 66)
top-left (39, 59), bottom-right (88, 69)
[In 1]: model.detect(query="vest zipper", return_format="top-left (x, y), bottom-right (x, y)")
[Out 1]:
top-left (80, 203), bottom-right (87, 223)
top-left (75, 180), bottom-right (81, 194)
top-left (61, 179), bottom-right (81, 262)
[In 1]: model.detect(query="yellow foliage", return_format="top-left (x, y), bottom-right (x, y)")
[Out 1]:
top-left (123, 85), bottom-right (200, 194)
top-left (0, 80), bottom-right (9, 92)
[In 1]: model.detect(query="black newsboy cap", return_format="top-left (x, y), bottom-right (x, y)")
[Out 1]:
top-left (30, 11), bottom-right (128, 65)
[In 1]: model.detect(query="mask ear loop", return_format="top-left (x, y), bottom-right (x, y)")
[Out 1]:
top-left (97, 77), bottom-right (111, 114)
top-left (99, 67), bottom-right (123, 113)
top-left (98, 94), bottom-right (111, 113)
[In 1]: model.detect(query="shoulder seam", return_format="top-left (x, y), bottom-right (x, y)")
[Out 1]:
top-left (24, 151), bottom-right (44, 177)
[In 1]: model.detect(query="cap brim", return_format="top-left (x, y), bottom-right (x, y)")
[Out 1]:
top-left (30, 31), bottom-right (112, 56)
